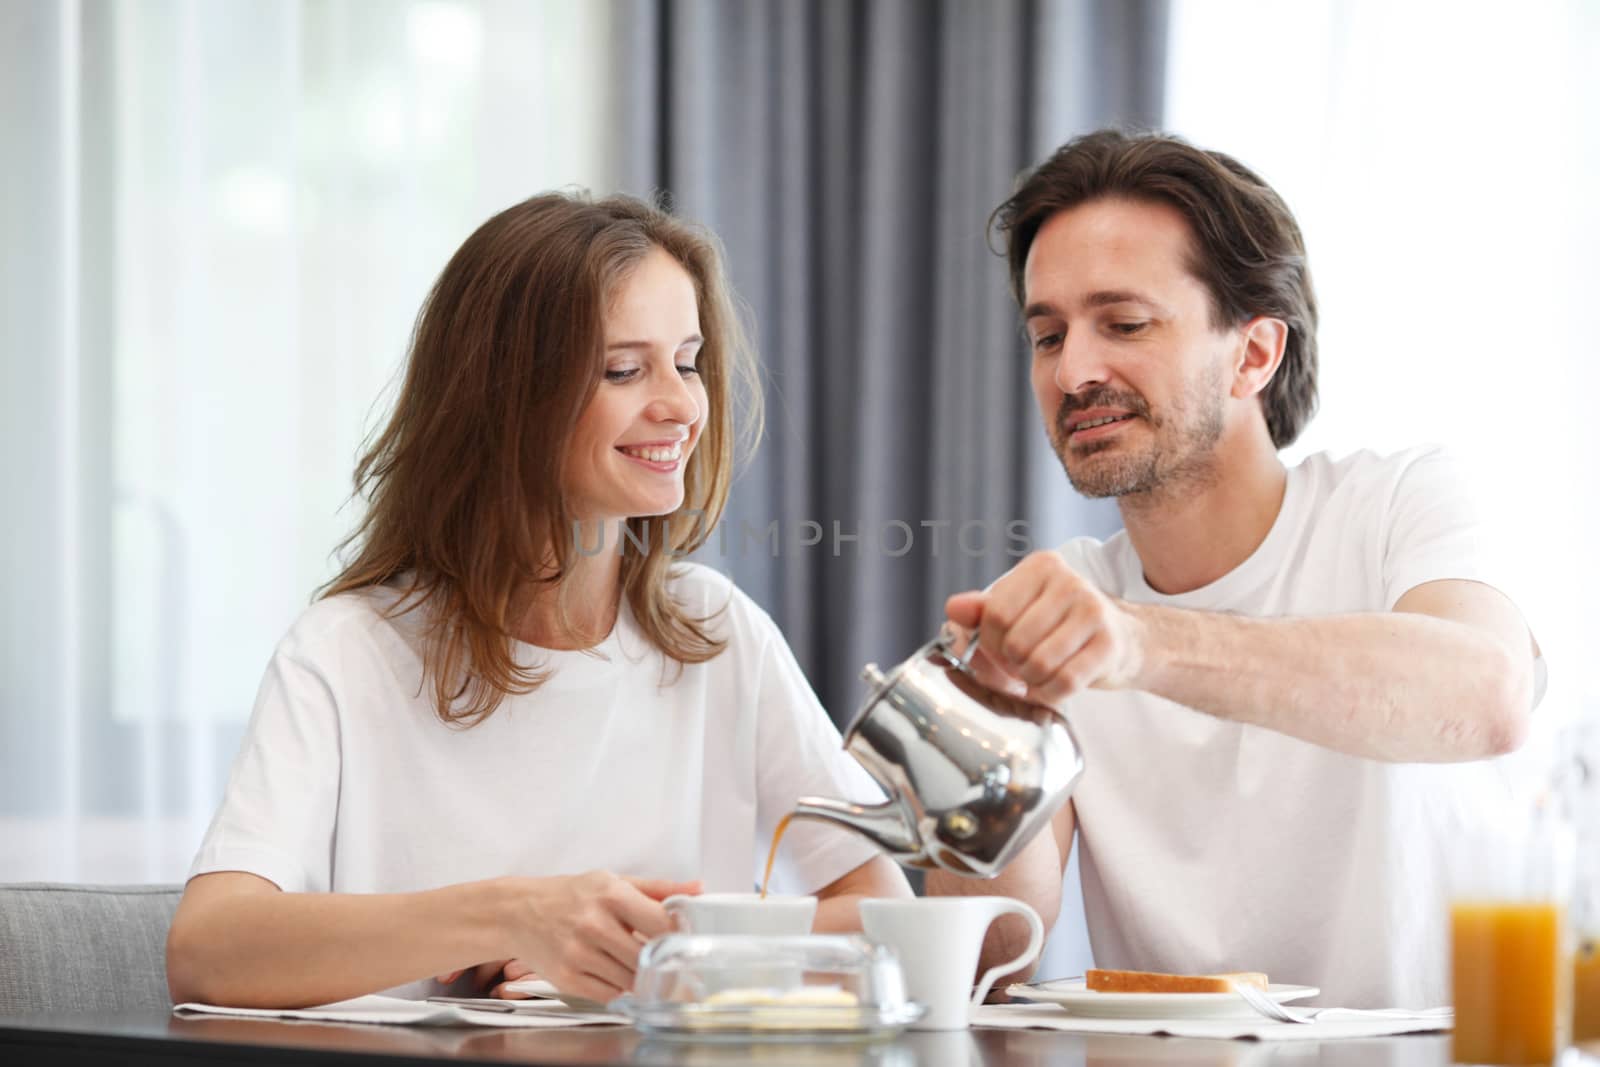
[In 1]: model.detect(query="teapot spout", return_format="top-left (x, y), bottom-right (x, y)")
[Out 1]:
top-left (790, 796), bottom-right (928, 868)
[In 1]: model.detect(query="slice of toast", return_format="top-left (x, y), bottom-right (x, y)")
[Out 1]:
top-left (1086, 968), bottom-right (1269, 994)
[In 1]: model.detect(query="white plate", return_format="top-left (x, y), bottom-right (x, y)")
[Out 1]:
top-left (1007, 980), bottom-right (1320, 1020)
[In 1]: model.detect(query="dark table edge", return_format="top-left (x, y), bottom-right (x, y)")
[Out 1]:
top-left (0, 1021), bottom-right (632, 1067)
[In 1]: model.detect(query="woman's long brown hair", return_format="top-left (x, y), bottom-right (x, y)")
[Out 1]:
top-left (319, 193), bottom-right (762, 726)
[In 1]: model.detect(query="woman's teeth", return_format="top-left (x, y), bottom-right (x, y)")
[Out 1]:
top-left (620, 444), bottom-right (682, 462)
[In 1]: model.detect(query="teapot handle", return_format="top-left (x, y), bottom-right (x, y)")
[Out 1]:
top-left (936, 621), bottom-right (982, 673)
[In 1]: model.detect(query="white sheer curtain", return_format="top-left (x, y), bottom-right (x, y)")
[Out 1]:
top-left (1165, 0), bottom-right (1599, 731)
top-left (1, 0), bottom-right (613, 883)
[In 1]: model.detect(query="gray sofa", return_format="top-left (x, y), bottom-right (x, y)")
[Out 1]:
top-left (0, 883), bottom-right (182, 1013)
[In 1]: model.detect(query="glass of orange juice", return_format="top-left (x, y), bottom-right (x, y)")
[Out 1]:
top-left (1450, 785), bottom-right (1575, 1066)
top-left (1567, 717), bottom-right (1599, 1055)
top-left (1578, 934), bottom-right (1600, 1048)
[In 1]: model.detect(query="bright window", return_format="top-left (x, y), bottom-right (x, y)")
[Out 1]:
top-left (2, 0), bottom-right (614, 881)
top-left (1166, 0), bottom-right (1598, 727)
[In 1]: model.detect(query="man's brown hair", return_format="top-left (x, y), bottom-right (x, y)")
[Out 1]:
top-left (320, 193), bottom-right (760, 726)
top-left (994, 129), bottom-right (1319, 448)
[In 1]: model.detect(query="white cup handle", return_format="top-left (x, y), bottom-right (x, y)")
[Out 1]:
top-left (662, 895), bottom-right (689, 929)
top-left (969, 900), bottom-right (1044, 1006)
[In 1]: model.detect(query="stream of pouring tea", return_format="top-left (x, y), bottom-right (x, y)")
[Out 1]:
top-left (759, 813), bottom-right (794, 898)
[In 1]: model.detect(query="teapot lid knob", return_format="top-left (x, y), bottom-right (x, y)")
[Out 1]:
top-left (861, 663), bottom-right (887, 688)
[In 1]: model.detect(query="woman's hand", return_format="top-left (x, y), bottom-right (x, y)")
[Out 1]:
top-left (435, 957), bottom-right (537, 996)
top-left (495, 872), bottom-right (700, 1005)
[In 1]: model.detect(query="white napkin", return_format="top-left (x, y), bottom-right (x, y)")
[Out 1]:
top-left (971, 1002), bottom-right (1452, 1041)
top-left (173, 993), bottom-right (627, 1028)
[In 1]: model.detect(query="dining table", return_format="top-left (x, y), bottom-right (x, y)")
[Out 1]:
top-left (0, 1008), bottom-right (1461, 1066)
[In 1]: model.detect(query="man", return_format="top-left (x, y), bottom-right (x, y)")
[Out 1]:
top-left (928, 129), bottom-right (1542, 1009)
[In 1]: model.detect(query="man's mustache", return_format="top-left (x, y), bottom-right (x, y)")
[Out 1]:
top-left (1055, 387), bottom-right (1150, 440)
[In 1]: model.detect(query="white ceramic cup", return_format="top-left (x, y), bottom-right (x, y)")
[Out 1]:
top-left (661, 892), bottom-right (817, 936)
top-left (860, 897), bottom-right (1044, 1030)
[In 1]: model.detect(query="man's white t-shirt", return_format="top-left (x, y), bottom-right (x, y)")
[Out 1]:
top-left (191, 562), bottom-right (881, 995)
top-left (1057, 446), bottom-right (1537, 1009)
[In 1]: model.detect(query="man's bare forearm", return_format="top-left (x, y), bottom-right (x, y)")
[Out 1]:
top-left (1128, 599), bottom-right (1532, 762)
top-left (953, 557), bottom-right (1535, 764)
top-left (812, 854), bottom-right (913, 932)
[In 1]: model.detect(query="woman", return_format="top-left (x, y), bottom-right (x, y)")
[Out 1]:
top-left (165, 194), bottom-right (909, 1009)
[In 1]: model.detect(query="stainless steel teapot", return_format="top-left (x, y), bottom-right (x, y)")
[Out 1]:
top-left (793, 626), bottom-right (1085, 878)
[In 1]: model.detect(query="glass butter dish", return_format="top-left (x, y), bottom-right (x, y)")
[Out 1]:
top-left (612, 934), bottom-right (923, 1040)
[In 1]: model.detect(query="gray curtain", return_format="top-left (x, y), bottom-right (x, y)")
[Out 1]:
top-left (612, 0), bottom-right (1167, 725)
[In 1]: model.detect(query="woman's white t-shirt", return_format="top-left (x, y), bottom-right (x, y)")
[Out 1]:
top-left (190, 562), bottom-right (882, 953)
top-left (1057, 446), bottom-right (1542, 1009)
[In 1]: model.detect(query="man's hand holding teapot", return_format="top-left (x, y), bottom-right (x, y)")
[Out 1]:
top-left (946, 550), bottom-right (1146, 710)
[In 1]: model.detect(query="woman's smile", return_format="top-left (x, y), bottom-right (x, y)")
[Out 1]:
top-left (617, 438), bottom-right (686, 470)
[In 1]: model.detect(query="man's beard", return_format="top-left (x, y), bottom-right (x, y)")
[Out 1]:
top-left (1051, 369), bottom-right (1226, 499)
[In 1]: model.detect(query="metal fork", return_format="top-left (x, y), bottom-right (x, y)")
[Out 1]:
top-left (1231, 980), bottom-right (1313, 1023)
top-left (1229, 984), bottom-right (1453, 1026)
top-left (424, 996), bottom-right (600, 1021)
